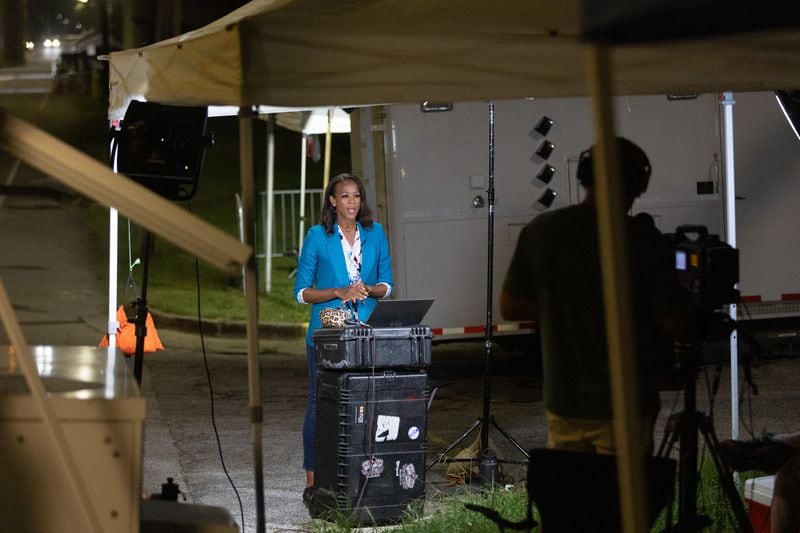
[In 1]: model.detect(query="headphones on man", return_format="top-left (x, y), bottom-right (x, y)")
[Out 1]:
top-left (576, 137), bottom-right (652, 199)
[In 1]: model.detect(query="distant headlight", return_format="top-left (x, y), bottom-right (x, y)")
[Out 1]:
top-left (25, 40), bottom-right (35, 50)
top-left (43, 38), bottom-right (61, 48)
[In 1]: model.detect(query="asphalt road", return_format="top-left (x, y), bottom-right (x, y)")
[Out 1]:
top-left (3, 152), bottom-right (800, 532)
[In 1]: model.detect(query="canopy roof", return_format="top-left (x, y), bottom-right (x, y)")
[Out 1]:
top-left (108, 0), bottom-right (800, 119)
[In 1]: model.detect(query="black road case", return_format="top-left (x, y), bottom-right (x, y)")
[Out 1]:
top-left (312, 326), bottom-right (432, 370)
top-left (312, 369), bottom-right (428, 524)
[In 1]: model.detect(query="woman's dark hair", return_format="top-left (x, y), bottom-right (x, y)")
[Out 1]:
top-left (320, 173), bottom-right (374, 233)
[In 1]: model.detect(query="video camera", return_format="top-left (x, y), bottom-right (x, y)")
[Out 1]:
top-left (670, 225), bottom-right (739, 314)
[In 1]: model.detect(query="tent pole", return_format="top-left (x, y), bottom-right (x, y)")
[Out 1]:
top-left (587, 44), bottom-right (648, 533)
top-left (323, 109), bottom-right (333, 189)
top-left (265, 115), bottom-right (275, 294)
top-left (721, 92), bottom-right (739, 440)
top-left (239, 107), bottom-right (266, 533)
top-left (298, 133), bottom-right (308, 253)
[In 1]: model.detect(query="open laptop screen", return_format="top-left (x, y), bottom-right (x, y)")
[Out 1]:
top-left (365, 299), bottom-right (434, 328)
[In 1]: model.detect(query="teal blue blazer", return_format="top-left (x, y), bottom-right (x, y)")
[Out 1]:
top-left (294, 221), bottom-right (393, 345)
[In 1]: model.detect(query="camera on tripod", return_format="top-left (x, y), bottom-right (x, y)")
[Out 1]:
top-left (670, 225), bottom-right (739, 314)
top-left (661, 226), bottom-right (753, 532)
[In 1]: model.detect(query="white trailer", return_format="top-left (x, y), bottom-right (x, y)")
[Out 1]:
top-left (730, 92), bottom-right (800, 319)
top-left (351, 92), bottom-right (799, 340)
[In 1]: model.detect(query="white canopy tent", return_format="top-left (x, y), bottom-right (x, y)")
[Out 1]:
top-left (107, 1), bottom-right (800, 531)
top-left (108, 0), bottom-right (800, 119)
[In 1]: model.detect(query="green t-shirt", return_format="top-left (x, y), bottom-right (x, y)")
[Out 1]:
top-left (503, 204), bottom-right (682, 419)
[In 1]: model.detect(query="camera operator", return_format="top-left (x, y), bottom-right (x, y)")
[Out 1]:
top-left (501, 137), bottom-right (687, 454)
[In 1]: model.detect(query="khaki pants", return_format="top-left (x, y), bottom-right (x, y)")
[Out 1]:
top-left (546, 410), bottom-right (654, 455)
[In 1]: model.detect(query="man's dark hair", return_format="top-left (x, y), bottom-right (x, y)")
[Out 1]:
top-left (320, 173), bottom-right (374, 233)
top-left (576, 137), bottom-right (652, 199)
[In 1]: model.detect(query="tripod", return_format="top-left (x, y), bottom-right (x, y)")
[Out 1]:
top-left (426, 102), bottom-right (529, 477)
top-left (657, 337), bottom-right (752, 532)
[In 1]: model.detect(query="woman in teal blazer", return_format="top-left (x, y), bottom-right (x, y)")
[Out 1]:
top-left (293, 173), bottom-right (393, 499)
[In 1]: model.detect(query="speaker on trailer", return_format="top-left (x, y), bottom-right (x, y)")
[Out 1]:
top-left (116, 100), bottom-right (211, 201)
top-left (311, 370), bottom-right (428, 525)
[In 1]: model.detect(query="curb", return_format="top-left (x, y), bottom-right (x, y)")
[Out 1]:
top-left (149, 309), bottom-right (307, 341)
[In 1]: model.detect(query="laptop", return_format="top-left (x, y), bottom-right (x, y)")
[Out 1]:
top-left (366, 298), bottom-right (434, 328)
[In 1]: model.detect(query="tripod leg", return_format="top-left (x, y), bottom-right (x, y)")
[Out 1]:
top-left (489, 416), bottom-right (531, 459)
top-left (657, 412), bottom-right (683, 458)
top-left (426, 417), bottom-right (482, 472)
top-left (698, 416), bottom-right (753, 533)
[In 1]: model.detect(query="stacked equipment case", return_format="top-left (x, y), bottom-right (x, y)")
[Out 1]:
top-left (310, 325), bottom-right (433, 524)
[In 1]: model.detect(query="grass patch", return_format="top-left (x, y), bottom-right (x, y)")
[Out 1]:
top-left (653, 453), bottom-right (761, 532)
top-left (400, 487), bottom-right (532, 533)
top-left (307, 486), bottom-right (532, 533)
top-left (304, 452), bottom-right (763, 533)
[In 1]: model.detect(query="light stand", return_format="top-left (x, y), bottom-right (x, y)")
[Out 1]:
top-left (131, 230), bottom-right (153, 385)
top-left (428, 102), bottom-right (530, 477)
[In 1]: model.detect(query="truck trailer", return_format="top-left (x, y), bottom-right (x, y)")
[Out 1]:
top-left (349, 92), bottom-right (800, 341)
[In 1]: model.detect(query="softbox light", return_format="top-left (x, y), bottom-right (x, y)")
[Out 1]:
top-left (117, 101), bottom-right (210, 201)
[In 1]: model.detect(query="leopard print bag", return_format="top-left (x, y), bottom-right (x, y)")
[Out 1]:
top-left (319, 306), bottom-right (353, 328)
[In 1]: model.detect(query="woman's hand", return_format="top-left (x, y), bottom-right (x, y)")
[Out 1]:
top-left (336, 282), bottom-right (369, 303)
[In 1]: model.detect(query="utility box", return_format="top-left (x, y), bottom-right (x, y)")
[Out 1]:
top-left (312, 369), bottom-right (428, 524)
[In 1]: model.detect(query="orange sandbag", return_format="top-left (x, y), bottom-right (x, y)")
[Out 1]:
top-left (99, 305), bottom-right (164, 356)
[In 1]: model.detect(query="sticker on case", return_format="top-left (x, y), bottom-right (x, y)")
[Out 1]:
top-left (375, 414), bottom-right (400, 442)
top-left (399, 463), bottom-right (417, 490)
top-left (361, 457), bottom-right (384, 478)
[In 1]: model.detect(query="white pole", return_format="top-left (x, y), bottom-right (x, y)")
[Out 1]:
top-left (721, 92), bottom-right (739, 440)
top-left (108, 133), bottom-right (119, 346)
top-left (108, 207), bottom-right (118, 343)
top-left (265, 115), bottom-right (275, 294)
top-left (298, 133), bottom-right (308, 253)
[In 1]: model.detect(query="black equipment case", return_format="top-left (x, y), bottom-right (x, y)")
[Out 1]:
top-left (312, 326), bottom-right (432, 370)
top-left (311, 369), bottom-right (428, 524)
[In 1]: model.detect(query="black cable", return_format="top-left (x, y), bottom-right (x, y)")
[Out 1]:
top-left (355, 323), bottom-right (377, 516)
top-left (188, 202), bottom-right (245, 531)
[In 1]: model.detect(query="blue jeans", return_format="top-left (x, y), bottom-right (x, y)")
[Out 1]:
top-left (303, 343), bottom-right (316, 472)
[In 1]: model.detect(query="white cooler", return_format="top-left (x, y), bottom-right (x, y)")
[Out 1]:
top-left (745, 475), bottom-right (775, 533)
